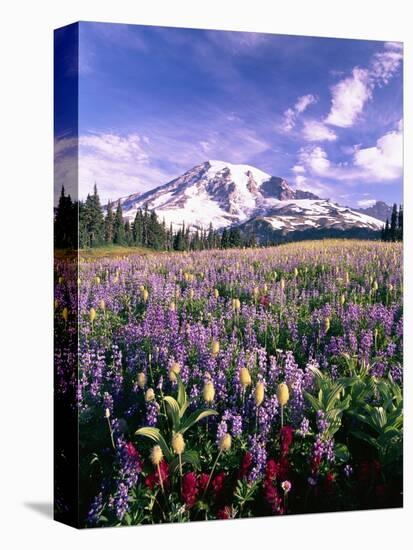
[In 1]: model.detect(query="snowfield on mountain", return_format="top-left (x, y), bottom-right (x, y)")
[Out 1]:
top-left (111, 160), bottom-right (384, 235)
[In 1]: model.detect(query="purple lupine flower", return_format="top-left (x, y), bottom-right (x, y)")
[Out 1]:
top-left (297, 417), bottom-right (310, 437)
top-left (87, 491), bottom-right (104, 525)
top-left (316, 410), bottom-right (329, 433)
top-left (146, 400), bottom-right (159, 427)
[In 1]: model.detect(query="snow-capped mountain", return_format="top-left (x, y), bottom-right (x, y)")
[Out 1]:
top-left (113, 160), bottom-right (383, 236)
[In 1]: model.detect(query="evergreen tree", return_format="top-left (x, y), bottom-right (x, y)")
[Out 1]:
top-left (228, 227), bottom-right (242, 248)
top-left (113, 201), bottom-right (126, 244)
top-left (390, 203), bottom-right (398, 242)
top-left (132, 209), bottom-right (143, 246)
top-left (173, 229), bottom-right (184, 251)
top-left (383, 219), bottom-right (390, 242)
top-left (78, 184), bottom-right (105, 247)
top-left (207, 223), bottom-right (214, 249)
top-left (124, 220), bottom-right (132, 245)
top-left (147, 210), bottom-right (164, 249)
top-left (54, 186), bottom-right (77, 248)
top-left (221, 228), bottom-right (229, 249)
top-left (397, 204), bottom-right (403, 241)
top-left (104, 200), bottom-right (114, 244)
top-left (142, 205), bottom-right (149, 247)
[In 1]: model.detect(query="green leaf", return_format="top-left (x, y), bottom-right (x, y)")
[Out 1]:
top-left (334, 443), bottom-right (350, 462)
top-left (326, 383), bottom-right (345, 411)
top-left (135, 427), bottom-right (173, 461)
top-left (179, 408), bottom-right (218, 434)
top-left (304, 391), bottom-right (321, 411)
top-left (169, 449), bottom-right (200, 473)
top-left (163, 396), bottom-right (181, 431)
top-left (176, 374), bottom-right (189, 417)
top-left (308, 365), bottom-right (324, 379)
top-left (370, 407), bottom-right (387, 430)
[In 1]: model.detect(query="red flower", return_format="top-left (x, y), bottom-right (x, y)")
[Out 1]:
top-left (125, 442), bottom-right (139, 459)
top-left (145, 459), bottom-right (169, 491)
top-left (280, 425), bottom-right (294, 455)
top-left (259, 295), bottom-right (269, 308)
top-left (263, 477), bottom-right (282, 513)
top-left (238, 452), bottom-right (253, 479)
top-left (212, 471), bottom-right (226, 500)
top-left (324, 471), bottom-right (335, 494)
top-left (158, 459), bottom-right (169, 484)
top-left (217, 506), bottom-right (232, 519)
top-left (265, 459), bottom-right (278, 481)
top-left (198, 473), bottom-right (209, 494)
top-left (145, 473), bottom-right (156, 491)
top-left (182, 472), bottom-right (198, 508)
top-left (279, 456), bottom-right (290, 479)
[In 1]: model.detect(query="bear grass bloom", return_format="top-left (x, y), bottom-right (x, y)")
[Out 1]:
top-left (254, 381), bottom-right (265, 407)
top-left (137, 372), bottom-right (147, 389)
top-left (277, 383), bottom-right (289, 406)
top-left (211, 339), bottom-right (220, 357)
top-left (172, 433), bottom-right (185, 455)
top-left (169, 361), bottom-right (181, 382)
top-left (203, 380), bottom-right (215, 403)
top-left (239, 367), bottom-right (252, 389)
top-left (219, 433), bottom-right (232, 452)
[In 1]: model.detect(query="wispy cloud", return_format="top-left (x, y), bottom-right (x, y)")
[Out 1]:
top-left (325, 68), bottom-right (371, 128)
top-left (324, 43), bottom-right (402, 128)
top-left (55, 117), bottom-right (272, 204)
top-left (281, 94), bottom-right (317, 132)
top-left (302, 119), bottom-right (337, 142)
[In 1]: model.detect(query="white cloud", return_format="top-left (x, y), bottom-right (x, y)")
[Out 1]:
top-left (294, 122), bottom-right (403, 185)
top-left (324, 44), bottom-right (402, 129)
top-left (302, 119), bottom-right (337, 142)
top-left (370, 48), bottom-right (403, 86)
top-left (77, 133), bottom-right (165, 203)
top-left (55, 120), bottom-right (272, 205)
top-left (298, 146), bottom-right (331, 175)
top-left (293, 172), bottom-right (335, 200)
top-left (353, 128), bottom-right (403, 180)
top-left (294, 174), bottom-right (307, 186)
top-left (295, 94), bottom-right (317, 114)
top-left (80, 133), bottom-right (149, 162)
top-left (282, 108), bottom-right (296, 132)
top-left (281, 94), bottom-right (317, 131)
top-left (357, 199), bottom-right (376, 208)
top-left (384, 41), bottom-right (403, 51)
top-left (325, 68), bottom-right (371, 128)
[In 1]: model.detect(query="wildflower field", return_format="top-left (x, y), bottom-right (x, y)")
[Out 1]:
top-left (55, 239), bottom-right (403, 526)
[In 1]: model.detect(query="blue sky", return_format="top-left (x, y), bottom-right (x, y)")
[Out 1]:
top-left (55, 22), bottom-right (403, 207)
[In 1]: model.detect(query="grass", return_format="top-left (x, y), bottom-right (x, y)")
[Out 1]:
top-left (79, 245), bottom-right (152, 261)
top-left (54, 245), bottom-right (151, 262)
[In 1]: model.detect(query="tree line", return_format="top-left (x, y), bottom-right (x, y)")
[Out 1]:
top-left (54, 185), bottom-right (257, 251)
top-left (381, 204), bottom-right (403, 242)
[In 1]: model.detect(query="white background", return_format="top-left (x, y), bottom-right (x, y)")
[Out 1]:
top-left (0, 0), bottom-right (410, 548)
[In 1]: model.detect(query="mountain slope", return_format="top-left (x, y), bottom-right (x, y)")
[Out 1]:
top-left (112, 160), bottom-right (384, 237)
top-left (355, 201), bottom-right (392, 222)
